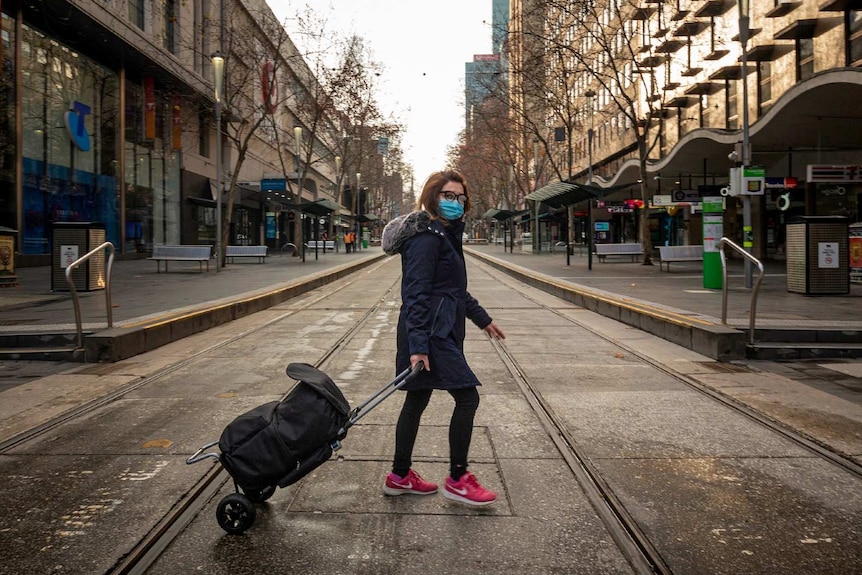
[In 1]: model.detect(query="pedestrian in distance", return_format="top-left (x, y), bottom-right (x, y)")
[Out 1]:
top-left (380, 169), bottom-right (505, 506)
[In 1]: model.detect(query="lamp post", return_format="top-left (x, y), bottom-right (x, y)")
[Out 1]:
top-left (532, 138), bottom-right (539, 253)
top-left (585, 89), bottom-right (596, 271)
top-left (294, 126), bottom-right (304, 262)
top-left (333, 155), bottom-right (342, 249)
top-left (354, 172), bottom-right (361, 252)
top-left (211, 52), bottom-right (224, 273)
top-left (738, 0), bottom-right (754, 288)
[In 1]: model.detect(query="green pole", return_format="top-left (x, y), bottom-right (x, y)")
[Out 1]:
top-left (702, 196), bottom-right (724, 289)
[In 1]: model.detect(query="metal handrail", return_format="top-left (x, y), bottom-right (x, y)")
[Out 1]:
top-left (65, 242), bottom-right (115, 349)
top-left (717, 237), bottom-right (765, 345)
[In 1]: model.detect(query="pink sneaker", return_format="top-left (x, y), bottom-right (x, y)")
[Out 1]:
top-left (442, 472), bottom-right (497, 506)
top-left (383, 469), bottom-right (438, 496)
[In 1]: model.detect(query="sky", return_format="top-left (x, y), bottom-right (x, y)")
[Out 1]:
top-left (269, 0), bottom-right (494, 189)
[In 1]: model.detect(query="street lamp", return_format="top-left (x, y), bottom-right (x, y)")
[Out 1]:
top-left (355, 172), bottom-right (361, 252)
top-left (294, 126), bottom-right (304, 262)
top-left (532, 138), bottom-right (539, 253)
top-left (211, 51), bottom-right (224, 273)
top-left (738, 0), bottom-right (754, 287)
top-left (585, 89), bottom-right (596, 271)
top-left (333, 155), bottom-right (342, 246)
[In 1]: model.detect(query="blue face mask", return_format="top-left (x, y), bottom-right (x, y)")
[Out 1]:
top-left (439, 199), bottom-right (465, 220)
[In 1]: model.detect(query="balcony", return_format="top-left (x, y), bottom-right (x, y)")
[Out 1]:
top-left (684, 81), bottom-right (721, 95)
top-left (694, 0), bottom-right (733, 18)
top-left (774, 19), bottom-right (819, 40)
top-left (673, 21), bottom-right (708, 36)
top-left (709, 65), bottom-right (751, 80)
top-left (639, 55), bottom-right (665, 68)
top-left (766, 1), bottom-right (800, 18)
top-left (664, 96), bottom-right (694, 108)
top-left (704, 49), bottom-right (730, 60)
top-left (656, 39), bottom-right (686, 53)
top-left (819, 0), bottom-right (862, 11)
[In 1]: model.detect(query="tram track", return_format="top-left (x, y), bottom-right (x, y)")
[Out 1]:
top-left (2, 256), bottom-right (860, 575)
top-left (109, 271), bottom-right (403, 575)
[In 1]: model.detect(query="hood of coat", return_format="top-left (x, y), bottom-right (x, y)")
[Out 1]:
top-left (381, 210), bottom-right (432, 255)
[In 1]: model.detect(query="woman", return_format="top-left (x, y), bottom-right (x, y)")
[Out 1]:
top-left (380, 169), bottom-right (505, 506)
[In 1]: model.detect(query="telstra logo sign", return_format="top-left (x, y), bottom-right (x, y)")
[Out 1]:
top-left (64, 101), bottom-right (92, 152)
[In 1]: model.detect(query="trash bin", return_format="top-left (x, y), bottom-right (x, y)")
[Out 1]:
top-left (850, 222), bottom-right (862, 285)
top-left (0, 226), bottom-right (18, 287)
top-left (785, 216), bottom-right (849, 295)
top-left (51, 222), bottom-right (106, 291)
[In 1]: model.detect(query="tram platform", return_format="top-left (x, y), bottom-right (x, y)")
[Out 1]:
top-left (1, 241), bottom-right (859, 363)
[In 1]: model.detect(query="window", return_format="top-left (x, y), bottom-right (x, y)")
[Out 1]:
top-left (164, 0), bottom-right (178, 54)
top-left (199, 113), bottom-right (209, 157)
top-left (726, 81), bottom-right (738, 130)
top-left (757, 61), bottom-right (772, 116)
top-left (849, 10), bottom-right (862, 67)
top-left (129, 0), bottom-right (145, 30)
top-left (797, 38), bottom-right (814, 81)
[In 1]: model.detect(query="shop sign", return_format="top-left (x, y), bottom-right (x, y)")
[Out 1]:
top-left (64, 101), bottom-right (92, 152)
top-left (765, 177), bottom-right (798, 189)
top-left (807, 165), bottom-right (862, 183)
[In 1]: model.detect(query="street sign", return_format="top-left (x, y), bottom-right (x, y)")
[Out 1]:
top-left (260, 178), bottom-right (286, 191)
top-left (672, 189), bottom-right (701, 203)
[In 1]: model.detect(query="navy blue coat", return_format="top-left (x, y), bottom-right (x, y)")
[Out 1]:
top-left (395, 218), bottom-right (492, 390)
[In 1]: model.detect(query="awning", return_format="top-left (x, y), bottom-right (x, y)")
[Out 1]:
top-left (482, 208), bottom-right (527, 221)
top-left (525, 182), bottom-right (601, 208)
top-left (297, 199), bottom-right (341, 216)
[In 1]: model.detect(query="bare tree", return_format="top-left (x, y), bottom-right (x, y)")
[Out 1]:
top-left (506, 0), bottom-right (683, 264)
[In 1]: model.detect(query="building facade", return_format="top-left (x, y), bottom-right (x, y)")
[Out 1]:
top-left (508, 0), bottom-right (862, 259)
top-left (0, 0), bottom-right (343, 266)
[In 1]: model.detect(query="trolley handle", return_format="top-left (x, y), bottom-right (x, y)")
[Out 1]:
top-left (186, 440), bottom-right (221, 465)
top-left (342, 363), bottom-right (424, 432)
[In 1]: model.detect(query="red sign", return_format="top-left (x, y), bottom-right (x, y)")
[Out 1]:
top-left (143, 76), bottom-right (156, 140)
top-left (262, 62), bottom-right (278, 113)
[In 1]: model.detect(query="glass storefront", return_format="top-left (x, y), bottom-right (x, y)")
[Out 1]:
top-left (20, 24), bottom-right (120, 254)
top-left (124, 83), bottom-right (180, 252)
top-left (10, 19), bottom-right (180, 256)
top-left (0, 12), bottom-right (16, 232)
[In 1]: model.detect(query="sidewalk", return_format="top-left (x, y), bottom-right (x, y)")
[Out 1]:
top-left (1, 243), bottom-right (860, 334)
top-left (467, 243), bottom-right (862, 330)
top-left (0, 248), bottom-right (382, 331)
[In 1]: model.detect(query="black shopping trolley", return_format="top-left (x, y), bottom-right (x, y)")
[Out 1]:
top-left (187, 362), bottom-right (423, 534)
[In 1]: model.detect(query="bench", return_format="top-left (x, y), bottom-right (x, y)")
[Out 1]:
top-left (149, 245), bottom-right (212, 273)
top-left (226, 245), bottom-right (267, 263)
top-left (658, 245), bottom-right (703, 272)
top-left (464, 238), bottom-right (489, 245)
top-left (305, 240), bottom-right (335, 251)
top-left (595, 243), bottom-right (644, 262)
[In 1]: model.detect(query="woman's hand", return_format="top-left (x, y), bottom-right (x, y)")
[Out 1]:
top-left (410, 353), bottom-right (430, 371)
top-left (483, 322), bottom-right (505, 340)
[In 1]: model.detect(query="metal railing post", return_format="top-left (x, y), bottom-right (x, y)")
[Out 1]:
top-left (717, 237), bottom-right (764, 345)
top-left (65, 242), bottom-right (115, 350)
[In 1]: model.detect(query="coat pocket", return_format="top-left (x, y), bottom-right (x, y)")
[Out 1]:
top-left (430, 296), bottom-right (456, 338)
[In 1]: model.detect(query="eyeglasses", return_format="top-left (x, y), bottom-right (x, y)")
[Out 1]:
top-left (440, 191), bottom-right (468, 205)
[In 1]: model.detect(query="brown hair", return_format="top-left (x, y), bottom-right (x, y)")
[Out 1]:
top-left (414, 169), bottom-right (471, 220)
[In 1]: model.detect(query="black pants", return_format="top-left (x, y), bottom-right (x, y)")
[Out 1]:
top-left (392, 387), bottom-right (480, 479)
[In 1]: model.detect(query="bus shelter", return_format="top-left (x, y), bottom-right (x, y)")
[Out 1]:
top-left (483, 208), bottom-right (528, 253)
top-left (526, 181), bottom-right (601, 266)
top-left (297, 199), bottom-right (342, 260)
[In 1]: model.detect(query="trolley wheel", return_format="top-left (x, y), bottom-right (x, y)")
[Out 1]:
top-left (216, 493), bottom-right (256, 535)
top-left (244, 485), bottom-right (276, 503)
